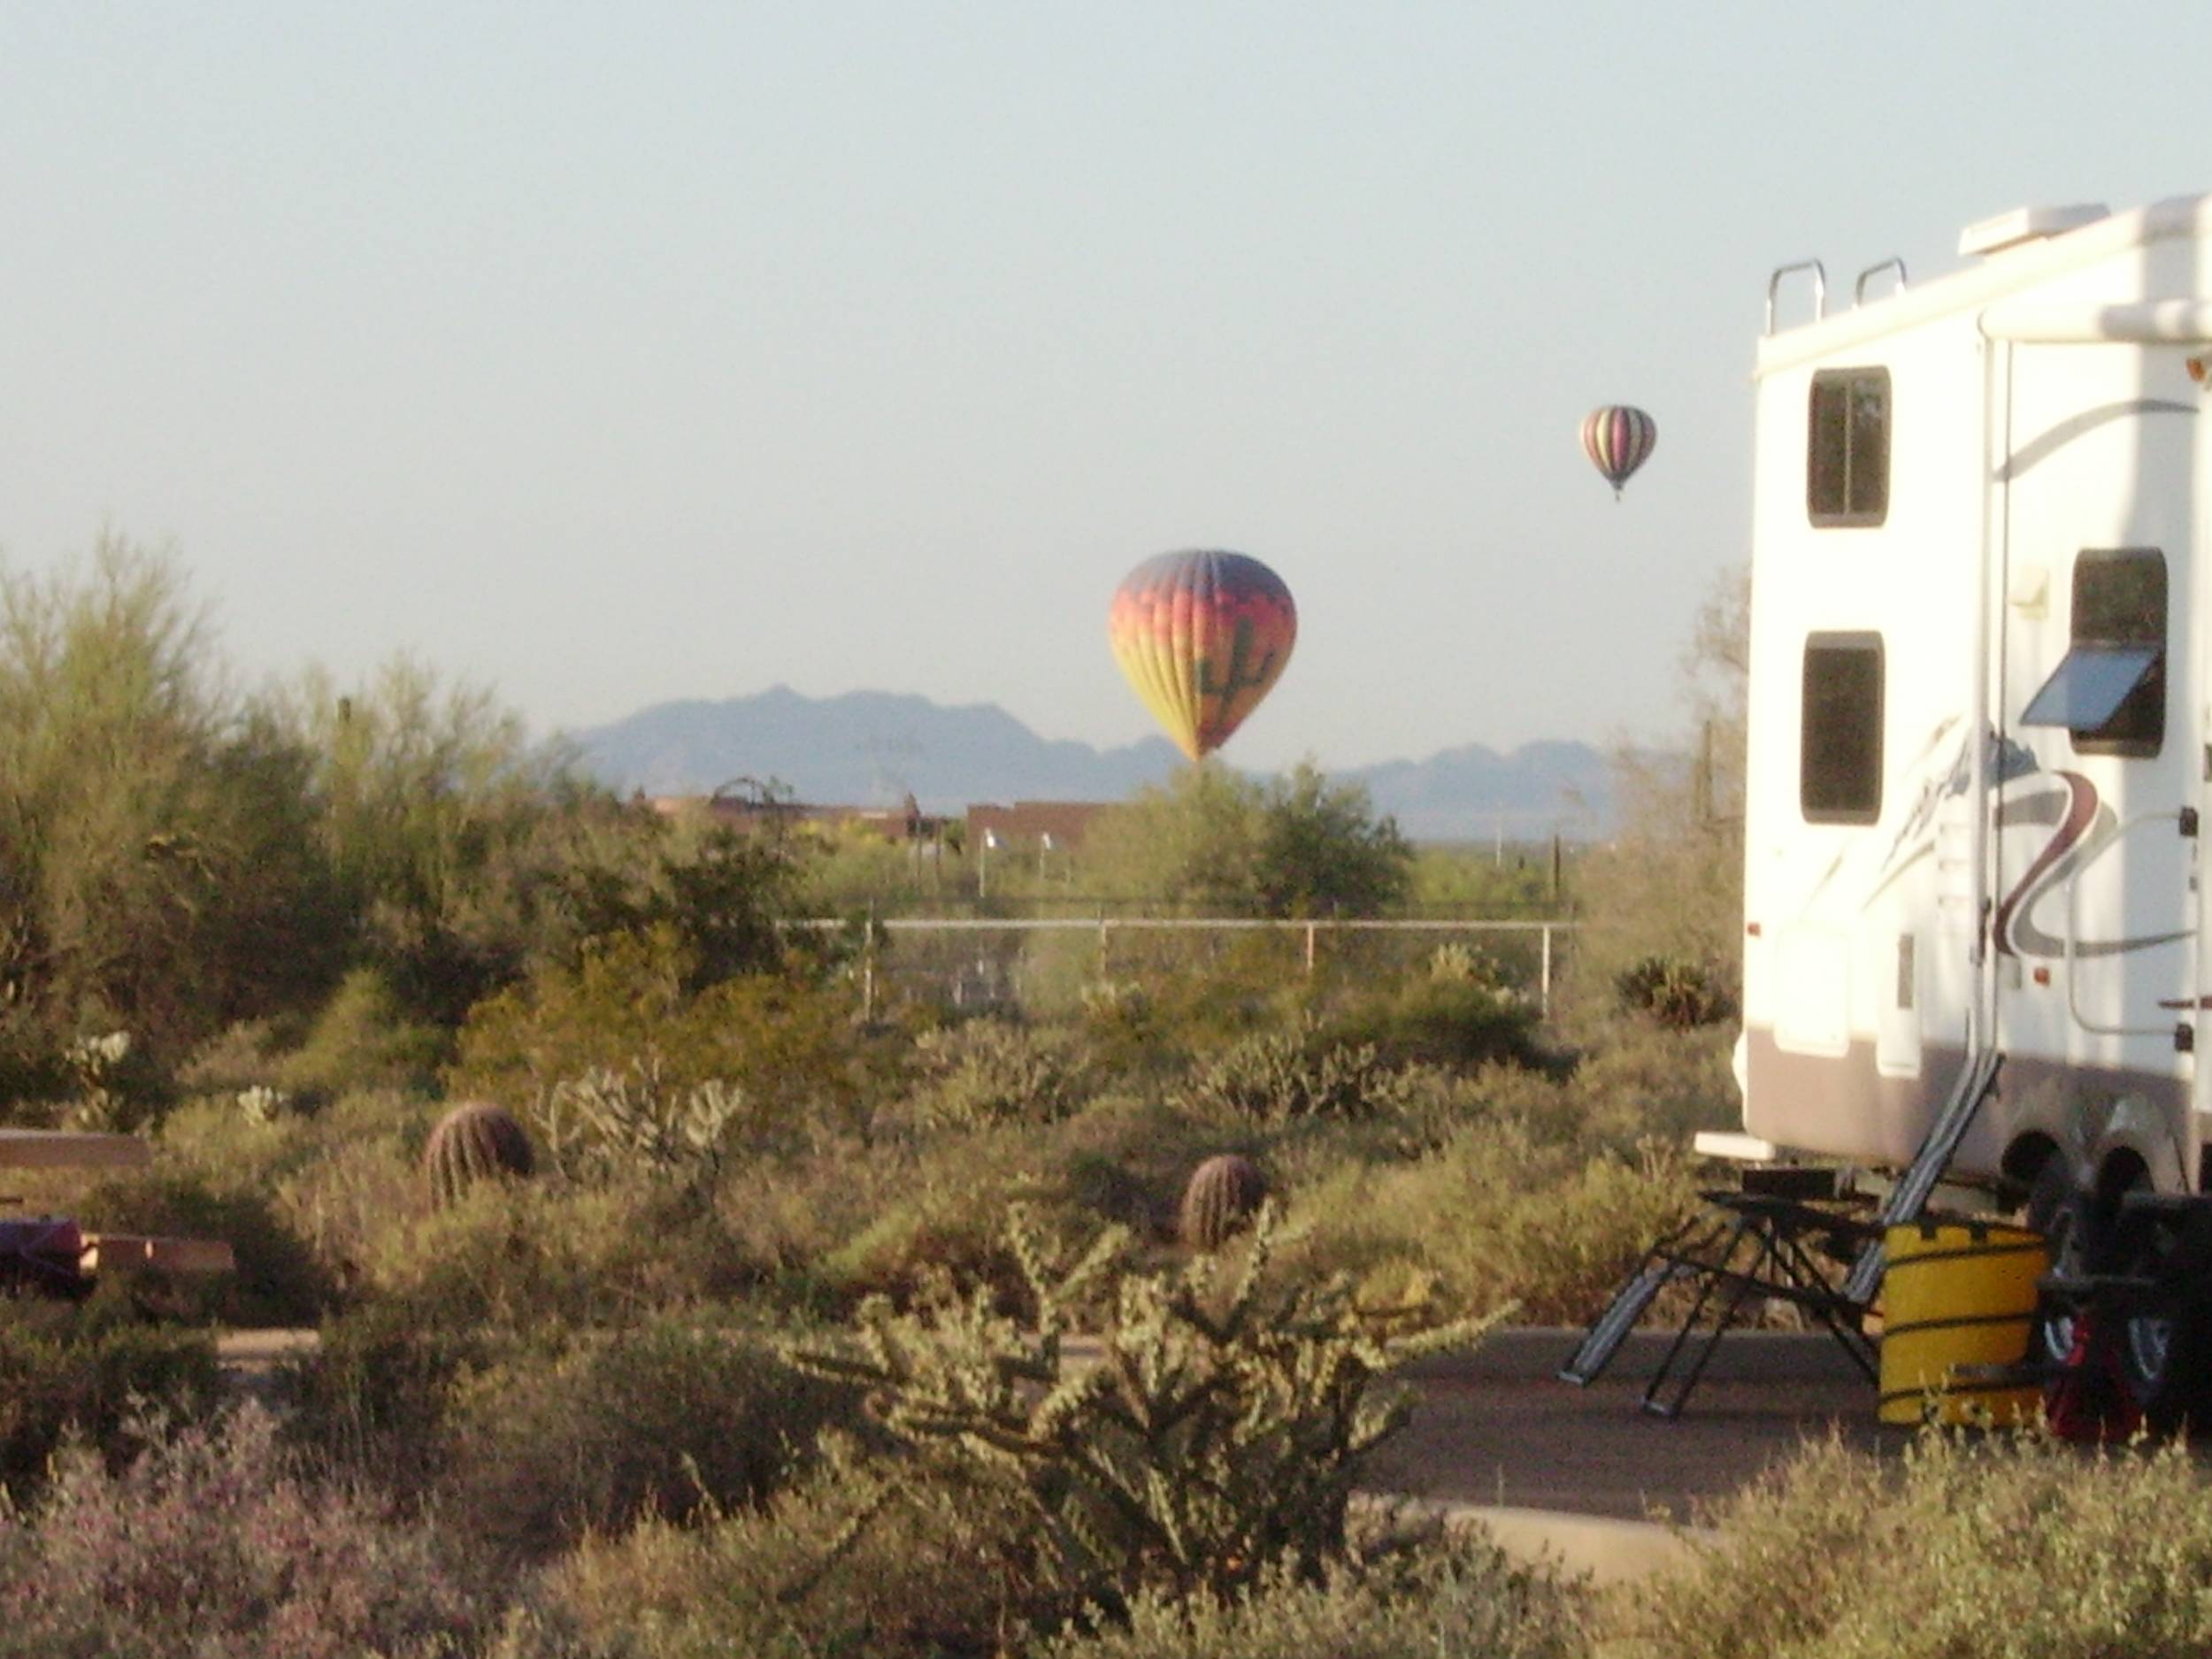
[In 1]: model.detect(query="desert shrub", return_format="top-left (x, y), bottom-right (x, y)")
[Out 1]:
top-left (1324, 971), bottom-right (1542, 1072)
top-left (273, 966), bottom-right (448, 1099)
top-left (176, 1015), bottom-right (289, 1095)
top-left (357, 1177), bottom-right (758, 1334)
top-left (442, 1311), bottom-right (860, 1560)
top-left (0, 1291), bottom-right (221, 1500)
top-left (1614, 951), bottom-right (1736, 1031)
top-left (1025, 930), bottom-right (1306, 1072)
top-left (1617, 1429), bottom-right (2212, 1659)
top-left (1567, 1020), bottom-right (1740, 1150)
top-left (1038, 1530), bottom-right (1586, 1659)
top-left (1282, 1125), bottom-right (1699, 1324)
top-left (904, 1017), bottom-right (1094, 1132)
top-left (0, 1403), bottom-right (489, 1659)
top-left (263, 1091), bottom-right (435, 1298)
top-left (794, 1208), bottom-right (1497, 1617)
top-left (283, 1296), bottom-right (484, 1497)
top-left (503, 1442), bottom-right (1048, 1659)
top-left (448, 928), bottom-right (867, 1148)
top-left (1181, 1020), bottom-right (1409, 1122)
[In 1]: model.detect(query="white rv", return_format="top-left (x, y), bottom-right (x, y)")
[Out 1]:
top-left (1739, 196), bottom-right (2212, 1370)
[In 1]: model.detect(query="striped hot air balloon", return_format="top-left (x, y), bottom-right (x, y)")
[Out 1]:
top-left (1109, 550), bottom-right (1295, 761)
top-left (1580, 405), bottom-right (1657, 500)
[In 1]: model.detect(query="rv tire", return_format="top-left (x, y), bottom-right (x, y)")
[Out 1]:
top-left (2024, 1156), bottom-right (2087, 1369)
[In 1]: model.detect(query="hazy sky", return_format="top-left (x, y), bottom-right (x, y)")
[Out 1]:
top-left (4, 4), bottom-right (2208, 772)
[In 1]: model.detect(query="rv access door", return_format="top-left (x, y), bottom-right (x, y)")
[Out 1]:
top-left (1995, 342), bottom-right (2198, 1171)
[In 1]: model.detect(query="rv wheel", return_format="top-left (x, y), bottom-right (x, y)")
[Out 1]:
top-left (2024, 1157), bottom-right (2088, 1368)
top-left (2114, 1201), bottom-right (2212, 1434)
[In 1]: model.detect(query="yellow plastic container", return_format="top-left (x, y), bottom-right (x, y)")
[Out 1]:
top-left (1878, 1219), bottom-right (2048, 1426)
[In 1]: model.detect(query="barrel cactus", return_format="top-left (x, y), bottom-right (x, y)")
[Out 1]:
top-left (1179, 1154), bottom-right (1268, 1250)
top-left (424, 1101), bottom-right (535, 1208)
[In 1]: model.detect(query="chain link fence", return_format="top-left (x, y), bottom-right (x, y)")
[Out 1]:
top-left (814, 918), bottom-right (1576, 1021)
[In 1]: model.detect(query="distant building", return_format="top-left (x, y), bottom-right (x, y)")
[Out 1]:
top-left (645, 792), bottom-right (945, 842)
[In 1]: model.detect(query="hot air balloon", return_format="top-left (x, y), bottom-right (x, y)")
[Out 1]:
top-left (1109, 549), bottom-right (1295, 761)
top-left (1580, 405), bottom-right (1657, 499)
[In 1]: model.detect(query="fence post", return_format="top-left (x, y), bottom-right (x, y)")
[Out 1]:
top-left (862, 902), bottom-right (878, 1024)
top-left (1303, 921), bottom-right (1317, 976)
top-left (1098, 911), bottom-right (1110, 975)
top-left (1540, 924), bottom-right (1553, 1019)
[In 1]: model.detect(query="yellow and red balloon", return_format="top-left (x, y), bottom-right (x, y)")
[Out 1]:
top-left (1109, 549), bottom-right (1296, 761)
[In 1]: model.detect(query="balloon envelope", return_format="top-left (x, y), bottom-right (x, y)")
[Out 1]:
top-left (1580, 405), bottom-right (1657, 498)
top-left (1109, 549), bottom-right (1296, 760)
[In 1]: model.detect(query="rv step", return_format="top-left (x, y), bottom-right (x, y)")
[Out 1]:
top-left (1839, 1048), bottom-right (2004, 1306)
top-left (1559, 1262), bottom-right (1678, 1386)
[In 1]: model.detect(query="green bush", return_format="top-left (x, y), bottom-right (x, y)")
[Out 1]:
top-left (0, 1292), bottom-right (221, 1501)
top-left (354, 1176), bottom-right (760, 1335)
top-left (504, 1444), bottom-right (1047, 1659)
top-left (283, 1296), bottom-right (482, 1498)
top-left (0, 1404), bottom-right (488, 1659)
top-left (449, 929), bottom-right (867, 1151)
top-left (442, 1311), bottom-right (859, 1559)
top-left (1617, 1429), bottom-right (2212, 1659)
top-left (274, 967), bottom-right (448, 1099)
top-left (1281, 1124), bottom-right (1699, 1324)
top-left (1038, 1531), bottom-right (1586, 1659)
top-left (1323, 967), bottom-right (1543, 1072)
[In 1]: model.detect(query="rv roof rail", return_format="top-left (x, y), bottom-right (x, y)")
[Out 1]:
top-left (1765, 260), bottom-right (1827, 334)
top-left (1853, 257), bottom-right (1907, 306)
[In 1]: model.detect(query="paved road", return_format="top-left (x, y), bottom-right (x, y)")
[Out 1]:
top-left (1369, 1329), bottom-right (1893, 1523)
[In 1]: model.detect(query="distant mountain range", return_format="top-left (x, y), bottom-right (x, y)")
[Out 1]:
top-left (566, 687), bottom-right (1612, 841)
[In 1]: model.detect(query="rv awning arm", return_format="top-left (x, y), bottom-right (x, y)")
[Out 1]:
top-left (1979, 300), bottom-right (2212, 346)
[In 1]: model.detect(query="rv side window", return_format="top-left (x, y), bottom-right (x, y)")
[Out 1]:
top-left (1801, 634), bottom-right (1884, 824)
top-left (1807, 369), bottom-right (1890, 526)
top-left (2019, 549), bottom-right (2165, 757)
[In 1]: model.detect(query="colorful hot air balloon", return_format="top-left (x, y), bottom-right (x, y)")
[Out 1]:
top-left (1580, 405), bottom-right (1657, 500)
top-left (1109, 549), bottom-right (1295, 761)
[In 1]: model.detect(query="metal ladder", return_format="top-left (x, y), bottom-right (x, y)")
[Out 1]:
top-left (1839, 1047), bottom-right (2004, 1305)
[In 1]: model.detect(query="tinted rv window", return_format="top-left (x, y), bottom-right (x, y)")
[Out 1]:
top-left (1807, 369), bottom-right (1890, 526)
top-left (2069, 548), bottom-right (2164, 757)
top-left (1801, 634), bottom-right (1884, 823)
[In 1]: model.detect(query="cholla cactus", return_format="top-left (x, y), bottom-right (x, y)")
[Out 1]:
top-left (908, 1018), bottom-right (1087, 1131)
top-left (1428, 941), bottom-right (1483, 982)
top-left (236, 1086), bottom-right (290, 1125)
top-left (423, 1101), bottom-right (535, 1208)
top-left (1179, 1154), bottom-right (1268, 1250)
top-left (790, 1206), bottom-right (1500, 1610)
top-left (63, 1030), bottom-right (150, 1133)
top-left (536, 1056), bottom-right (746, 1182)
top-left (1180, 1018), bottom-right (1405, 1121)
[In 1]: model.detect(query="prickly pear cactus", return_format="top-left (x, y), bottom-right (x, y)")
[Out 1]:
top-left (1179, 1154), bottom-right (1267, 1250)
top-left (424, 1101), bottom-right (535, 1208)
